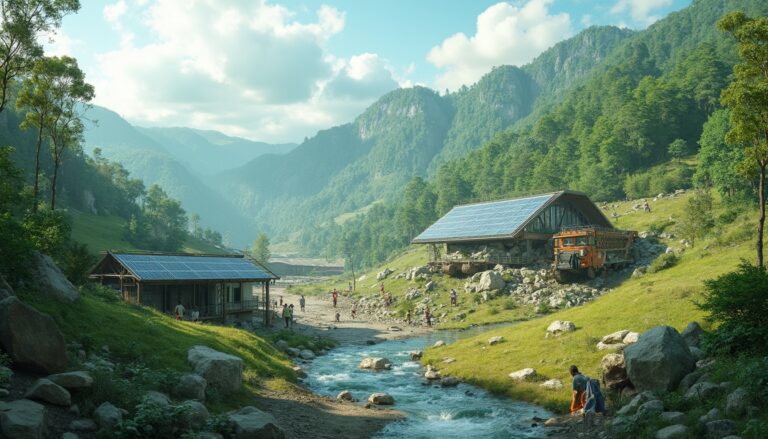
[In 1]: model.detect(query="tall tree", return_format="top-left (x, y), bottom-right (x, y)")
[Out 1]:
top-left (251, 232), bottom-right (271, 263)
top-left (718, 12), bottom-right (768, 267)
top-left (0, 0), bottom-right (80, 113)
top-left (42, 56), bottom-right (93, 209)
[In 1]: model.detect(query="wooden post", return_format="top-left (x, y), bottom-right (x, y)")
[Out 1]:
top-left (221, 283), bottom-right (226, 322)
top-left (264, 281), bottom-right (270, 327)
top-left (137, 282), bottom-right (142, 305)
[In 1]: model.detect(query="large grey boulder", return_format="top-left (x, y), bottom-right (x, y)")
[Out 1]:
top-left (660, 412), bottom-right (686, 425)
top-left (509, 368), bottom-right (537, 381)
top-left (25, 378), bottom-right (71, 406)
top-left (726, 387), bottom-right (749, 418)
top-left (359, 357), bottom-right (392, 370)
top-left (143, 391), bottom-right (171, 407)
top-left (93, 402), bottom-right (122, 429)
top-left (624, 326), bottom-right (695, 392)
top-left (685, 382), bottom-right (721, 402)
top-left (546, 320), bottom-right (576, 335)
top-left (601, 353), bottom-right (629, 390)
top-left (187, 346), bottom-right (243, 394)
top-left (0, 399), bottom-right (46, 439)
top-left (0, 297), bottom-right (67, 374)
top-left (31, 251), bottom-right (79, 302)
top-left (656, 424), bottom-right (688, 439)
top-left (705, 420), bottom-right (737, 438)
top-left (680, 321), bottom-right (704, 348)
top-left (228, 406), bottom-right (285, 439)
top-left (477, 271), bottom-right (505, 291)
top-left (337, 390), bottom-right (353, 401)
top-left (174, 373), bottom-right (207, 401)
top-left (0, 275), bottom-right (14, 300)
top-left (367, 393), bottom-right (394, 405)
top-left (47, 371), bottom-right (93, 390)
top-left (184, 400), bottom-right (210, 430)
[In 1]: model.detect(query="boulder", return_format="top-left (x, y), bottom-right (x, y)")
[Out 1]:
top-left (409, 351), bottom-right (423, 361)
top-left (680, 321), bottom-right (704, 348)
top-left (705, 420), bottom-right (737, 438)
top-left (174, 373), bottom-right (207, 401)
top-left (94, 402), bottom-right (122, 429)
top-left (659, 412), bottom-right (686, 425)
top-left (617, 391), bottom-right (657, 416)
top-left (359, 357), bottom-right (392, 370)
top-left (0, 297), bottom-right (67, 374)
top-left (424, 365), bottom-right (441, 380)
top-left (488, 336), bottom-right (504, 345)
top-left (602, 330), bottom-right (630, 344)
top-left (292, 366), bottom-right (307, 379)
top-left (0, 399), bottom-right (46, 439)
top-left (623, 332), bottom-right (640, 344)
top-left (24, 378), bottom-right (71, 406)
top-left (285, 347), bottom-right (300, 357)
top-left (274, 340), bottom-right (289, 351)
top-left (184, 400), bottom-right (210, 430)
top-left (440, 376), bottom-right (460, 387)
top-left (624, 326), bottom-right (695, 392)
top-left (689, 346), bottom-right (704, 361)
top-left (144, 391), bottom-right (171, 407)
top-left (299, 350), bottom-right (315, 360)
top-left (508, 368), bottom-right (537, 381)
top-left (540, 379), bottom-right (563, 390)
top-left (699, 408), bottom-right (721, 423)
top-left (187, 346), bottom-right (243, 394)
top-left (725, 387), bottom-right (749, 418)
top-left (601, 353), bottom-right (629, 390)
top-left (685, 382), bottom-right (721, 402)
top-left (47, 371), bottom-right (93, 391)
top-left (433, 340), bottom-right (445, 347)
top-left (678, 370), bottom-right (703, 393)
top-left (376, 268), bottom-right (392, 281)
top-left (31, 251), bottom-right (79, 302)
top-left (597, 341), bottom-right (626, 351)
top-left (228, 406), bottom-right (285, 439)
top-left (656, 425), bottom-right (688, 439)
top-left (68, 419), bottom-right (97, 432)
top-left (0, 275), bottom-right (14, 301)
top-left (424, 281), bottom-right (435, 292)
top-left (637, 399), bottom-right (664, 418)
top-left (337, 390), bottom-right (353, 401)
top-left (477, 271), bottom-right (505, 292)
top-left (367, 393), bottom-right (394, 405)
top-left (546, 320), bottom-right (576, 335)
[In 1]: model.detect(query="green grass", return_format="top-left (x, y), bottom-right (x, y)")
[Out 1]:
top-left (17, 286), bottom-right (294, 411)
top-left (421, 192), bottom-right (755, 413)
top-left (69, 210), bottom-right (227, 255)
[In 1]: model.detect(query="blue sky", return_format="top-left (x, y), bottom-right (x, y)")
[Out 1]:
top-left (50, 0), bottom-right (691, 143)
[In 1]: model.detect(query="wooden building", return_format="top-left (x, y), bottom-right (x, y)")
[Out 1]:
top-left (90, 252), bottom-right (279, 324)
top-left (411, 190), bottom-right (613, 272)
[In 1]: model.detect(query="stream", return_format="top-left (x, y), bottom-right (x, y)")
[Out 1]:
top-left (304, 328), bottom-right (554, 439)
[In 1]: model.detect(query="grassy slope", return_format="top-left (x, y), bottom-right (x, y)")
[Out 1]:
top-left (296, 192), bottom-right (755, 413)
top-left (18, 287), bottom-right (295, 411)
top-left (70, 210), bottom-right (227, 255)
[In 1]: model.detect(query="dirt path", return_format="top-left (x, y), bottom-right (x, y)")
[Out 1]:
top-left (253, 288), bottom-right (430, 439)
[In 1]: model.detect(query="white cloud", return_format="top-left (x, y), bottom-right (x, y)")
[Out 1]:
top-left (90, 0), bottom-right (402, 143)
top-left (611, 0), bottom-right (673, 26)
top-left (41, 29), bottom-right (78, 56)
top-left (103, 1), bottom-right (128, 26)
top-left (427, 0), bottom-right (572, 91)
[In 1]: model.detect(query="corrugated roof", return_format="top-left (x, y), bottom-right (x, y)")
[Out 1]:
top-left (412, 191), bottom-right (611, 243)
top-left (110, 253), bottom-right (278, 282)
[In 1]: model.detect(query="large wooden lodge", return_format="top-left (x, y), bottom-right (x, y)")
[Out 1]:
top-left (89, 252), bottom-right (279, 324)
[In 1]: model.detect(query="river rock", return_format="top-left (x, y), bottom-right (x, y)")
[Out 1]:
top-left (69, 419), bottom-right (97, 432)
top-left (623, 332), bottom-right (640, 344)
top-left (228, 406), bottom-right (285, 439)
top-left (174, 373), bottom-right (207, 401)
top-left (184, 400), bottom-right (210, 430)
top-left (31, 251), bottom-right (79, 302)
top-left (597, 341), bottom-right (626, 351)
top-left (624, 326), bottom-right (695, 392)
top-left (637, 399), bottom-right (664, 418)
top-left (292, 366), bottom-right (307, 379)
top-left (509, 368), bottom-right (537, 381)
top-left (660, 411), bottom-right (686, 425)
top-left (0, 297), bottom-right (67, 374)
top-left (409, 351), bottom-right (423, 360)
top-left (359, 357), bottom-right (392, 370)
top-left (299, 349), bottom-right (315, 360)
top-left (187, 346), bottom-right (243, 394)
top-left (144, 391), bottom-right (171, 407)
top-left (337, 390), bottom-right (353, 401)
top-left (94, 402), bottom-right (122, 429)
top-left (367, 393), bottom-right (394, 405)
top-left (726, 387), bottom-right (749, 418)
top-left (286, 347), bottom-right (300, 357)
top-left (477, 271), bottom-right (505, 291)
top-left (540, 379), bottom-right (563, 390)
top-left (685, 382), bottom-right (721, 401)
top-left (434, 340), bottom-right (445, 347)
top-left (488, 336), bottom-right (504, 345)
top-left (0, 399), bottom-right (46, 439)
top-left (47, 371), bottom-right (93, 390)
top-left (602, 330), bottom-right (630, 344)
top-left (274, 340), bottom-right (289, 351)
top-left (440, 376), bottom-right (460, 387)
top-left (546, 320), bottom-right (575, 335)
top-left (705, 420), bottom-right (737, 438)
top-left (656, 424), bottom-right (688, 439)
top-left (424, 365), bottom-right (441, 380)
top-left (24, 378), bottom-right (71, 406)
top-left (680, 322), bottom-right (704, 348)
top-left (601, 353), bottom-right (629, 389)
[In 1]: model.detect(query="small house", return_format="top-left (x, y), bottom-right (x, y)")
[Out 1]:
top-left (411, 190), bottom-right (612, 273)
top-left (89, 252), bottom-right (279, 324)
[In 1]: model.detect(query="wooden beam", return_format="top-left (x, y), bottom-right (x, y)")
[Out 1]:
top-left (265, 281), bottom-right (270, 327)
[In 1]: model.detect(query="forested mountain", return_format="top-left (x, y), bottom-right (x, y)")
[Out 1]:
top-left (214, 25), bottom-right (633, 242)
top-left (82, 106), bottom-right (293, 244)
top-left (300, 0), bottom-right (768, 268)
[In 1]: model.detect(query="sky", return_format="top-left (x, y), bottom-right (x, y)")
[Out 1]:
top-left (48, 0), bottom-right (691, 143)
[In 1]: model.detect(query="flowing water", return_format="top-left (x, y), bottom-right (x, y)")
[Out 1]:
top-left (304, 329), bottom-right (554, 439)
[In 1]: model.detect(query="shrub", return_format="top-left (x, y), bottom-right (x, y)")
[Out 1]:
top-left (60, 241), bottom-right (97, 285)
top-left (113, 399), bottom-right (196, 438)
top-left (698, 262), bottom-right (768, 354)
top-left (487, 306), bottom-right (499, 316)
top-left (675, 191), bottom-right (714, 247)
top-left (502, 298), bottom-right (516, 310)
top-left (647, 253), bottom-right (678, 273)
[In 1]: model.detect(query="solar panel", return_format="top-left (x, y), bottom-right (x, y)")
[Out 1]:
top-left (413, 194), bottom-right (555, 242)
top-left (112, 253), bottom-right (276, 281)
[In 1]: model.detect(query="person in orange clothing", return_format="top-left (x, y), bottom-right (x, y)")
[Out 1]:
top-left (569, 365), bottom-right (588, 414)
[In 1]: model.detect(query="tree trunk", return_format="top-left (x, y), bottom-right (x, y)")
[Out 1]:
top-left (50, 154), bottom-right (60, 210)
top-left (32, 125), bottom-right (43, 212)
top-left (758, 161), bottom-right (766, 268)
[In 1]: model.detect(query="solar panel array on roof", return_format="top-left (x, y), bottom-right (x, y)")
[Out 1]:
top-left (112, 253), bottom-right (276, 281)
top-left (412, 193), bottom-right (556, 242)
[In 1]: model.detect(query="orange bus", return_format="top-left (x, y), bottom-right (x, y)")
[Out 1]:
top-left (553, 226), bottom-right (636, 280)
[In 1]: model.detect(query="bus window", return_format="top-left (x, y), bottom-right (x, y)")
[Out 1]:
top-left (563, 238), bottom-right (575, 247)
top-left (589, 236), bottom-right (596, 245)
top-left (576, 236), bottom-right (587, 245)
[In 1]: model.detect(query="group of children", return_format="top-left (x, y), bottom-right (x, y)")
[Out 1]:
top-left (280, 294), bottom-right (306, 329)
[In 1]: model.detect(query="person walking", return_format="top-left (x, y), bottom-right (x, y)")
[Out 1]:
top-left (405, 309), bottom-right (411, 325)
top-left (299, 295), bottom-right (306, 312)
top-left (174, 301), bottom-right (185, 321)
top-left (450, 288), bottom-right (458, 306)
top-left (287, 304), bottom-right (295, 329)
top-left (281, 304), bottom-right (290, 328)
top-left (332, 289), bottom-right (338, 308)
top-left (424, 306), bottom-right (432, 327)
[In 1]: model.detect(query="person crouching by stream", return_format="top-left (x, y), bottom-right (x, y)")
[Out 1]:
top-left (569, 365), bottom-right (605, 417)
